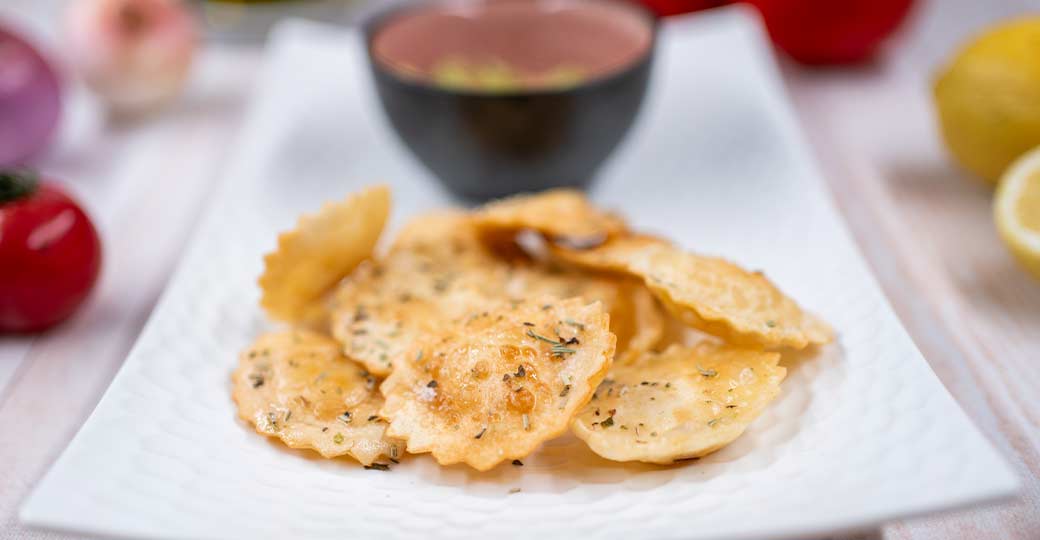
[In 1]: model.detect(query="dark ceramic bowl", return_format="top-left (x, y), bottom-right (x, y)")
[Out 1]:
top-left (364, 0), bottom-right (657, 201)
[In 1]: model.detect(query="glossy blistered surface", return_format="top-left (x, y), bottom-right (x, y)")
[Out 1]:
top-left (380, 297), bottom-right (614, 470)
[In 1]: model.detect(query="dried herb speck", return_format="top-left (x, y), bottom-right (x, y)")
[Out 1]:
top-left (526, 329), bottom-right (559, 345)
top-left (697, 366), bottom-right (718, 378)
top-left (563, 319), bottom-right (585, 330)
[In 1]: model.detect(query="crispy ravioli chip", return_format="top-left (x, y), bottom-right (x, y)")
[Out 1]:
top-left (571, 343), bottom-right (785, 464)
top-left (387, 210), bottom-right (486, 254)
top-left (379, 297), bottom-right (615, 471)
top-left (614, 285), bottom-right (667, 365)
top-left (231, 330), bottom-right (400, 465)
top-left (331, 212), bottom-right (634, 375)
top-left (259, 186), bottom-right (391, 323)
top-left (473, 189), bottom-right (626, 246)
top-left (330, 212), bottom-right (514, 376)
top-left (552, 235), bottom-right (833, 349)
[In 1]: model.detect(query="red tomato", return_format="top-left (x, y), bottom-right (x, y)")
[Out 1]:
top-left (743, 0), bottom-right (915, 65)
top-left (637, 0), bottom-right (729, 17)
top-left (0, 170), bottom-right (101, 332)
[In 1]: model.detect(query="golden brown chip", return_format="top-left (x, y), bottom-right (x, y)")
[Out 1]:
top-left (231, 330), bottom-right (401, 465)
top-left (552, 235), bottom-right (833, 349)
top-left (386, 210), bottom-right (480, 253)
top-left (507, 265), bottom-right (628, 317)
top-left (614, 285), bottom-right (667, 365)
top-left (571, 343), bottom-right (785, 464)
top-left (379, 297), bottom-right (615, 471)
top-left (331, 212), bottom-right (632, 376)
top-left (473, 189), bottom-right (626, 245)
top-left (330, 212), bottom-right (515, 376)
top-left (549, 233), bottom-right (664, 273)
top-left (331, 261), bottom-right (492, 377)
top-left (259, 186), bottom-right (391, 323)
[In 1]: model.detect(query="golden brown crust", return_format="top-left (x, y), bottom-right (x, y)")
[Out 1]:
top-left (231, 330), bottom-right (401, 465)
top-left (379, 297), bottom-right (615, 471)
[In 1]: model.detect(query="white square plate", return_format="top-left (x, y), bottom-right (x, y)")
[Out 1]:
top-left (21, 7), bottom-right (1018, 540)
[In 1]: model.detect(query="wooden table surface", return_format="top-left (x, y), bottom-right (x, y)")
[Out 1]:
top-left (1, 1), bottom-right (1037, 539)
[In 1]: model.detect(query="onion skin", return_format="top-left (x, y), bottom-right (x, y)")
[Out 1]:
top-left (66, 0), bottom-right (199, 114)
top-left (0, 26), bottom-right (63, 166)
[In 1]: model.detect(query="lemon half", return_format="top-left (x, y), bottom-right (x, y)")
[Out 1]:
top-left (995, 146), bottom-right (1040, 280)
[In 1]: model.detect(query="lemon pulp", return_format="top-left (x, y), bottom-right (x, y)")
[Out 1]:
top-left (1015, 171), bottom-right (1040, 232)
top-left (995, 147), bottom-right (1040, 280)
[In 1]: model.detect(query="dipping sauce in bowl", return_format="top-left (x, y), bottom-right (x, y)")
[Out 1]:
top-left (366, 0), bottom-right (656, 200)
top-left (371, 0), bottom-right (653, 92)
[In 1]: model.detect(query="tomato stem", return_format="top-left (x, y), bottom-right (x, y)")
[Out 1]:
top-left (0, 170), bottom-right (39, 204)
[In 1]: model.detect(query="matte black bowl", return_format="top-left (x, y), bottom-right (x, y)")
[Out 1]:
top-left (364, 0), bottom-right (657, 201)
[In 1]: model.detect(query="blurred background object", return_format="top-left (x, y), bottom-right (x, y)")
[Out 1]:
top-left (0, 169), bottom-right (102, 333)
top-left (635, 0), bottom-right (915, 66)
top-left (636, 0), bottom-right (727, 17)
top-left (994, 146), bottom-right (1040, 281)
top-left (66, 0), bottom-right (198, 116)
top-left (742, 0), bottom-right (915, 64)
top-left (197, 0), bottom-right (365, 40)
top-left (933, 16), bottom-right (1040, 185)
top-left (366, 0), bottom-right (656, 200)
top-left (0, 24), bottom-right (62, 166)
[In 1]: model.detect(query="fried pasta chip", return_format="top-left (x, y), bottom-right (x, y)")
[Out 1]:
top-left (473, 189), bottom-right (626, 246)
top-left (379, 298), bottom-right (615, 471)
top-left (332, 212), bottom-right (633, 376)
top-left (331, 260), bottom-right (491, 377)
top-left (507, 265), bottom-right (628, 320)
top-left (387, 210), bottom-right (484, 254)
top-left (571, 343), bottom-right (785, 464)
top-left (259, 186), bottom-right (391, 323)
top-left (552, 235), bottom-right (833, 349)
top-left (520, 271), bottom-right (635, 356)
top-left (231, 330), bottom-right (400, 465)
top-left (330, 212), bottom-right (515, 376)
top-left (614, 285), bottom-right (667, 365)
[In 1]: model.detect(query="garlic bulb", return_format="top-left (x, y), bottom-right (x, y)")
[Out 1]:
top-left (66, 0), bottom-right (198, 115)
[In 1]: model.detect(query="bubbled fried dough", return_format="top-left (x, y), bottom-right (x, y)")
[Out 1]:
top-left (379, 297), bottom-right (615, 471)
top-left (232, 330), bottom-right (401, 465)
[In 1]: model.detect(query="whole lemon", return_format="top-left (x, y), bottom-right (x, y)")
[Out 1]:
top-left (934, 17), bottom-right (1040, 185)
